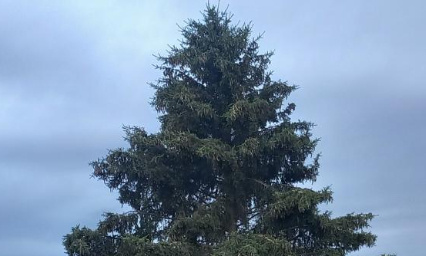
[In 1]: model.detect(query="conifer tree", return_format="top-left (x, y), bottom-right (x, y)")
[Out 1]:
top-left (64, 5), bottom-right (376, 256)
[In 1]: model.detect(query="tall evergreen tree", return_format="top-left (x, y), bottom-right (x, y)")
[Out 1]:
top-left (64, 5), bottom-right (376, 256)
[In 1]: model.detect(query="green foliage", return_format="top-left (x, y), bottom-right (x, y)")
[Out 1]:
top-left (63, 225), bottom-right (117, 255)
top-left (64, 4), bottom-right (376, 255)
top-left (214, 233), bottom-right (294, 256)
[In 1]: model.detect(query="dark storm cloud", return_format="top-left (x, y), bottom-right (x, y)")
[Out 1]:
top-left (1, 0), bottom-right (425, 255)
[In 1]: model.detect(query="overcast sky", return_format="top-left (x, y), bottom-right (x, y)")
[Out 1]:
top-left (1, 0), bottom-right (425, 255)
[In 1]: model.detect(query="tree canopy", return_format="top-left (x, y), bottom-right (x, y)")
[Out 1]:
top-left (64, 5), bottom-right (376, 256)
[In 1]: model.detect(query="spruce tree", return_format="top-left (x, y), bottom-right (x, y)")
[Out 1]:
top-left (64, 5), bottom-right (376, 256)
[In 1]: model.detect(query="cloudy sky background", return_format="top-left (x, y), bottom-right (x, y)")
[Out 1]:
top-left (1, 0), bottom-right (425, 255)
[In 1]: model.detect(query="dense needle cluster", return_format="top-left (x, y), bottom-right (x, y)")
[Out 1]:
top-left (64, 5), bottom-right (376, 256)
